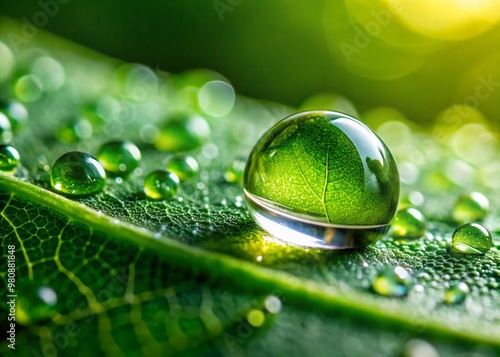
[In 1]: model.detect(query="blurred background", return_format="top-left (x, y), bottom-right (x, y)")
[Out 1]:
top-left (1, 0), bottom-right (500, 125)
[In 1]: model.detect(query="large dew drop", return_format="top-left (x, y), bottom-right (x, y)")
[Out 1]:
top-left (244, 110), bottom-right (400, 249)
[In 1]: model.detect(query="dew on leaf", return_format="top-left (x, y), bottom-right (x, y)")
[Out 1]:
top-left (264, 295), bottom-right (282, 314)
top-left (155, 112), bottom-right (210, 152)
top-left (14, 74), bottom-right (43, 102)
top-left (390, 207), bottom-right (426, 240)
top-left (244, 110), bottom-right (400, 249)
top-left (50, 151), bottom-right (106, 196)
top-left (56, 117), bottom-right (93, 143)
top-left (143, 170), bottom-right (180, 200)
top-left (224, 157), bottom-right (246, 184)
top-left (372, 266), bottom-right (412, 297)
top-left (400, 339), bottom-right (439, 357)
top-left (97, 140), bottom-right (142, 176)
top-left (451, 223), bottom-right (492, 255)
top-left (166, 154), bottom-right (199, 181)
top-left (0, 144), bottom-right (20, 172)
top-left (452, 192), bottom-right (489, 223)
top-left (247, 309), bottom-right (266, 327)
top-left (31, 56), bottom-right (65, 92)
top-left (444, 282), bottom-right (469, 304)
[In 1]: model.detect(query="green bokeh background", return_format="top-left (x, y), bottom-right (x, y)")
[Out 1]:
top-left (1, 0), bottom-right (500, 124)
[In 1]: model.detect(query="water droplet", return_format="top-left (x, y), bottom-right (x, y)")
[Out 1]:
top-left (0, 100), bottom-right (28, 131)
top-left (372, 266), bottom-right (412, 297)
top-left (155, 112), bottom-right (210, 152)
top-left (444, 282), bottom-right (469, 304)
top-left (143, 170), bottom-right (179, 200)
top-left (0, 112), bottom-right (13, 143)
top-left (0, 145), bottom-right (20, 172)
top-left (451, 222), bottom-right (492, 255)
top-left (389, 207), bottom-right (426, 240)
top-left (31, 56), bottom-right (65, 92)
top-left (244, 111), bottom-right (400, 249)
top-left (264, 295), bottom-right (282, 313)
top-left (198, 80), bottom-right (235, 117)
top-left (50, 152), bottom-right (106, 196)
top-left (97, 141), bottom-right (141, 176)
top-left (400, 339), bottom-right (439, 357)
top-left (166, 154), bottom-right (199, 181)
top-left (17, 285), bottom-right (57, 325)
top-left (14, 74), bottom-right (43, 102)
top-left (452, 192), bottom-right (489, 223)
top-left (246, 309), bottom-right (265, 327)
top-left (224, 157), bottom-right (246, 184)
top-left (56, 117), bottom-right (93, 143)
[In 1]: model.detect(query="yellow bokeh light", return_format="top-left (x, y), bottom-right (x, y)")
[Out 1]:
top-left (392, 0), bottom-right (500, 40)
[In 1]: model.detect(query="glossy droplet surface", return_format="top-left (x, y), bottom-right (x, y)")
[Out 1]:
top-left (155, 112), bottom-right (210, 152)
top-left (143, 170), bottom-right (180, 200)
top-left (0, 145), bottom-right (20, 171)
top-left (97, 141), bottom-right (141, 176)
top-left (224, 157), bottom-right (246, 184)
top-left (244, 110), bottom-right (399, 249)
top-left (390, 207), bottom-right (426, 240)
top-left (444, 282), bottom-right (469, 304)
top-left (452, 192), bottom-right (489, 223)
top-left (451, 222), bottom-right (492, 255)
top-left (50, 152), bottom-right (106, 196)
top-left (17, 285), bottom-right (57, 325)
top-left (166, 154), bottom-right (199, 181)
top-left (372, 266), bottom-right (412, 297)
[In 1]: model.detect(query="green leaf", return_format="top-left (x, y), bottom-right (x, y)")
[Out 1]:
top-left (1, 17), bottom-right (500, 357)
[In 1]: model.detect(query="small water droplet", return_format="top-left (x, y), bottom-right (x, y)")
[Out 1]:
top-left (264, 295), bottom-right (282, 314)
top-left (400, 339), bottom-right (439, 357)
top-left (451, 222), bottom-right (492, 255)
top-left (14, 74), bottom-right (43, 102)
top-left (452, 192), bottom-right (489, 223)
top-left (246, 309), bottom-right (265, 327)
top-left (0, 145), bottom-right (20, 172)
top-left (31, 56), bottom-right (65, 92)
top-left (390, 207), bottom-right (426, 240)
top-left (444, 282), bottom-right (469, 304)
top-left (97, 141), bottom-right (141, 176)
top-left (372, 266), bottom-right (412, 297)
top-left (56, 117), bottom-right (93, 143)
top-left (50, 152), bottom-right (106, 196)
top-left (224, 157), bottom-right (246, 184)
top-left (166, 154), bottom-right (199, 181)
top-left (143, 170), bottom-right (179, 200)
top-left (155, 112), bottom-right (210, 152)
